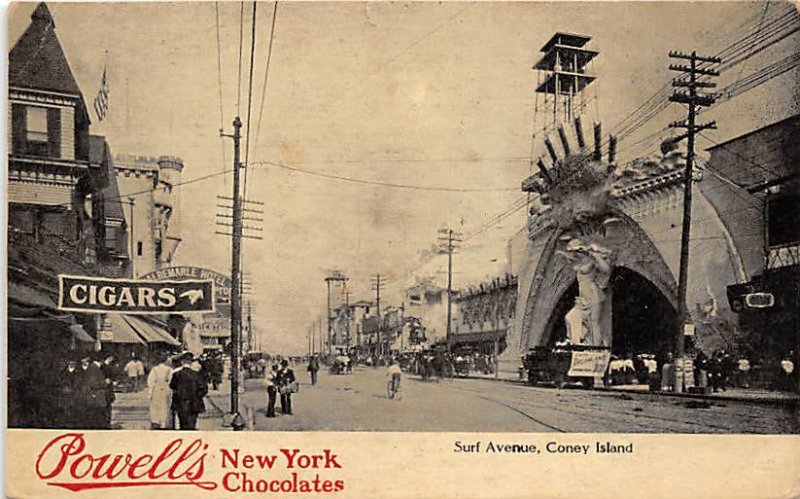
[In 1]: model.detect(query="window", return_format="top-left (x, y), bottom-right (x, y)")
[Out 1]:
top-left (104, 226), bottom-right (117, 248)
top-left (26, 107), bottom-right (49, 144)
top-left (11, 104), bottom-right (61, 158)
top-left (137, 242), bottom-right (143, 256)
top-left (155, 240), bottom-right (163, 261)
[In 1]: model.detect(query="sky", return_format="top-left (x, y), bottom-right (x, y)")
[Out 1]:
top-left (8, 1), bottom-right (799, 354)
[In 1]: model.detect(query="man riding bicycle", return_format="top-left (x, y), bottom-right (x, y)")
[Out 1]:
top-left (386, 359), bottom-right (402, 398)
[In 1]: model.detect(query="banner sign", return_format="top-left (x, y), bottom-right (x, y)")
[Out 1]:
top-left (139, 266), bottom-right (231, 303)
top-left (58, 275), bottom-right (215, 314)
top-left (567, 350), bottom-right (612, 377)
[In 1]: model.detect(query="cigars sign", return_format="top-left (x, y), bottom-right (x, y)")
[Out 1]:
top-left (58, 275), bottom-right (215, 314)
top-left (34, 433), bottom-right (345, 494)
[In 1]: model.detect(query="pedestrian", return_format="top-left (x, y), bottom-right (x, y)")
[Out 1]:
top-left (307, 355), bottom-right (319, 385)
top-left (265, 364), bottom-right (279, 418)
top-left (101, 354), bottom-right (117, 427)
top-left (660, 352), bottom-right (675, 391)
top-left (125, 354), bottom-right (141, 392)
top-left (59, 354), bottom-right (82, 428)
top-left (694, 350), bottom-right (709, 391)
top-left (78, 352), bottom-right (110, 429)
top-left (277, 359), bottom-right (296, 415)
top-left (736, 355), bottom-right (751, 389)
top-left (720, 350), bottom-right (734, 391)
top-left (169, 353), bottom-right (208, 430)
top-left (147, 352), bottom-right (173, 430)
top-left (780, 354), bottom-right (795, 391)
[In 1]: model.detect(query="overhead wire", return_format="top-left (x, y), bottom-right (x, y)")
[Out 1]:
top-left (251, 160), bottom-right (519, 192)
top-left (253, 1), bottom-right (280, 161)
top-left (214, 2), bottom-right (228, 185)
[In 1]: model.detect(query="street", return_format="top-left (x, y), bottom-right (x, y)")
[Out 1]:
top-left (196, 368), bottom-right (800, 434)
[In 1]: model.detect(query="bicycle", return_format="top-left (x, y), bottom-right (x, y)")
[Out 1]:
top-left (386, 374), bottom-right (401, 399)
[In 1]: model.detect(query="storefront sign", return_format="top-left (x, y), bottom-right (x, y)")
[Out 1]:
top-left (139, 266), bottom-right (231, 303)
top-left (58, 275), bottom-right (215, 314)
top-left (567, 350), bottom-right (611, 377)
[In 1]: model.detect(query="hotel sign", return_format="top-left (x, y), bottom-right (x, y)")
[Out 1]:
top-left (139, 266), bottom-right (232, 303)
top-left (58, 275), bottom-right (215, 314)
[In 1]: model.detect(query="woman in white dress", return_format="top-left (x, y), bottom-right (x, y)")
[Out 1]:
top-left (147, 352), bottom-right (174, 429)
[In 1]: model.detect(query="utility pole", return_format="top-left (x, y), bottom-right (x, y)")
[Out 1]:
top-left (222, 116), bottom-right (244, 426)
top-left (371, 274), bottom-right (386, 358)
top-left (246, 301), bottom-right (253, 353)
top-left (345, 286), bottom-right (351, 349)
top-left (668, 50), bottom-right (720, 393)
top-left (325, 271), bottom-right (348, 356)
top-left (399, 302), bottom-right (405, 352)
top-left (438, 227), bottom-right (462, 353)
top-left (318, 316), bottom-right (323, 356)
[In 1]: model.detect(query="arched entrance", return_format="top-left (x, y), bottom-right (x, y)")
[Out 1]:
top-left (610, 267), bottom-right (675, 356)
top-left (517, 212), bottom-right (679, 352)
top-left (541, 267), bottom-right (676, 356)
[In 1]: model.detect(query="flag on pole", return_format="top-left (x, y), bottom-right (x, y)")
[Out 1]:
top-left (93, 65), bottom-right (109, 122)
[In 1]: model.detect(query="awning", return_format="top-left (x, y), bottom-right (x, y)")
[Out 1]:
top-left (7, 282), bottom-right (57, 310)
top-left (103, 314), bottom-right (147, 344)
top-left (451, 330), bottom-right (506, 345)
top-left (69, 324), bottom-right (94, 343)
top-left (124, 315), bottom-right (181, 346)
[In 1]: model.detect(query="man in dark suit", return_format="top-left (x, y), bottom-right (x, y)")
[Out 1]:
top-left (79, 351), bottom-right (111, 429)
top-left (169, 353), bottom-right (207, 430)
top-left (101, 354), bottom-right (117, 428)
top-left (59, 354), bottom-right (83, 428)
top-left (278, 359), bottom-right (296, 415)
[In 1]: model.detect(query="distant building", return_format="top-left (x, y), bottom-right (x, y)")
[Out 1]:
top-left (113, 154), bottom-right (184, 277)
top-left (405, 278), bottom-right (448, 343)
top-left (453, 274), bottom-right (518, 354)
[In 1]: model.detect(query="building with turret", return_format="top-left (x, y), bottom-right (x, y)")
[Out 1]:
top-left (113, 154), bottom-right (184, 277)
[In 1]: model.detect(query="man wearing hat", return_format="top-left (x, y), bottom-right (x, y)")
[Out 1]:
top-left (77, 351), bottom-right (111, 429)
top-left (59, 353), bottom-right (83, 428)
top-left (169, 353), bottom-right (208, 430)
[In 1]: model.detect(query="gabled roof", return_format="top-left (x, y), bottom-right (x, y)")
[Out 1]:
top-left (9, 3), bottom-right (83, 97)
top-left (91, 135), bottom-right (126, 222)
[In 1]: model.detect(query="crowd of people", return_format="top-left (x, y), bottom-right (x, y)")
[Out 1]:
top-left (55, 349), bottom-right (226, 430)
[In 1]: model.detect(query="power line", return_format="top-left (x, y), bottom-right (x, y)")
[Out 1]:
top-left (253, 1), bottom-right (280, 161)
top-left (252, 159), bottom-right (519, 192)
top-left (49, 168), bottom-right (234, 209)
top-left (242, 1), bottom-right (258, 207)
top-left (214, 2), bottom-right (228, 184)
top-left (382, 3), bottom-right (472, 68)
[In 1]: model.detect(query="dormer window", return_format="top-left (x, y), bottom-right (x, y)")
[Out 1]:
top-left (11, 103), bottom-right (61, 158)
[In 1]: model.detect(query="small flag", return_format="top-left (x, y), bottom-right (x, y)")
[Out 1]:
top-left (93, 65), bottom-right (109, 122)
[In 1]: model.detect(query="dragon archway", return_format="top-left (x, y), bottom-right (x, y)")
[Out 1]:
top-left (504, 120), bottom-right (745, 360)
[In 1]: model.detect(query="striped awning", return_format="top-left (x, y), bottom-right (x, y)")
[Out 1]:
top-left (103, 314), bottom-right (147, 344)
top-left (123, 315), bottom-right (181, 346)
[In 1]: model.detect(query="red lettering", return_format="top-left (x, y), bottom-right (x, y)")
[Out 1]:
top-left (36, 433), bottom-right (85, 479)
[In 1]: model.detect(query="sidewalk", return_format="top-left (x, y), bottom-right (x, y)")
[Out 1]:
top-left (463, 370), bottom-right (800, 406)
top-left (111, 385), bottom-right (228, 430)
